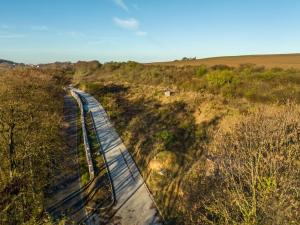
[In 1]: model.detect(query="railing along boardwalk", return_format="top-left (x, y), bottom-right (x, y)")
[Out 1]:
top-left (71, 89), bottom-right (95, 180)
top-left (72, 88), bottom-right (162, 225)
top-left (48, 91), bottom-right (116, 224)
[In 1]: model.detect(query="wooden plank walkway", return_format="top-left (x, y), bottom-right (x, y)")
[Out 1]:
top-left (74, 89), bottom-right (161, 225)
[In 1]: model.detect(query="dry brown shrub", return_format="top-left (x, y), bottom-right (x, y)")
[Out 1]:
top-left (182, 104), bottom-right (300, 225)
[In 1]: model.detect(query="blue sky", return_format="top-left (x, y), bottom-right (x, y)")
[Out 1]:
top-left (1, 0), bottom-right (300, 63)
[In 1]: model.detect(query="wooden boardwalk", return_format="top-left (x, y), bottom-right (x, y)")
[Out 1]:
top-left (74, 89), bottom-right (161, 225)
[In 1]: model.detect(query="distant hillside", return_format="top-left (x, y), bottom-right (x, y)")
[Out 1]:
top-left (0, 59), bottom-right (16, 65)
top-left (151, 53), bottom-right (300, 69)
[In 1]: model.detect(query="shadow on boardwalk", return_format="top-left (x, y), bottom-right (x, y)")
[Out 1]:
top-left (46, 95), bottom-right (113, 224)
top-left (76, 89), bottom-right (162, 225)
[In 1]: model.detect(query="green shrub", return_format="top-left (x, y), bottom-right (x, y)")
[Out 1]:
top-left (156, 130), bottom-right (175, 149)
top-left (255, 70), bottom-right (278, 81)
top-left (196, 65), bottom-right (208, 77)
top-left (81, 173), bottom-right (89, 186)
top-left (205, 70), bottom-right (237, 88)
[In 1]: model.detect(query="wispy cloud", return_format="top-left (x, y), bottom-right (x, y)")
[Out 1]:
top-left (112, 1), bottom-right (146, 37)
top-left (113, 0), bottom-right (129, 12)
top-left (135, 31), bottom-right (147, 36)
top-left (31, 25), bottom-right (49, 31)
top-left (114, 17), bottom-right (139, 30)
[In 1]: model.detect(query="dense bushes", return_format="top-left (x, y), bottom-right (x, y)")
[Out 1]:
top-left (76, 61), bottom-right (300, 224)
top-left (181, 105), bottom-right (300, 225)
top-left (156, 130), bottom-right (175, 149)
top-left (196, 65), bottom-right (208, 77)
top-left (76, 61), bottom-right (300, 103)
top-left (205, 70), bottom-right (237, 88)
top-left (0, 68), bottom-right (67, 224)
top-left (73, 60), bottom-right (101, 83)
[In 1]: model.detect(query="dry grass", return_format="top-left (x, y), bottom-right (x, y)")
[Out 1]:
top-left (181, 104), bottom-right (300, 225)
top-left (73, 61), bottom-right (300, 224)
top-left (151, 53), bottom-right (300, 69)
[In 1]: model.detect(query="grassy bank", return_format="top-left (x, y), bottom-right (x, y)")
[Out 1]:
top-left (73, 61), bottom-right (300, 224)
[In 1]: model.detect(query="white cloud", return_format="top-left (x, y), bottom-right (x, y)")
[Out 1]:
top-left (135, 31), bottom-right (147, 36)
top-left (113, 0), bottom-right (128, 12)
top-left (31, 25), bottom-right (49, 31)
top-left (114, 17), bottom-right (139, 30)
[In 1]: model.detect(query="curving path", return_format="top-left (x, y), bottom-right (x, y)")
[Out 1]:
top-left (72, 88), bottom-right (161, 225)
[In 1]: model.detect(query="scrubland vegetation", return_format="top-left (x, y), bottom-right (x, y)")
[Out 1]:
top-left (0, 67), bottom-right (71, 224)
top-left (1, 59), bottom-right (299, 224)
top-left (75, 61), bottom-right (300, 224)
